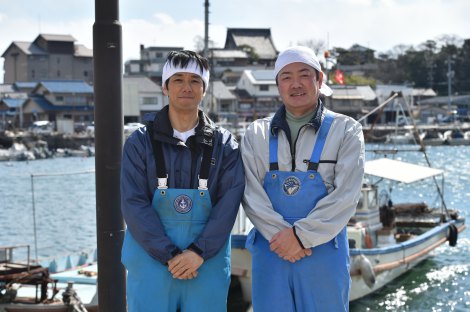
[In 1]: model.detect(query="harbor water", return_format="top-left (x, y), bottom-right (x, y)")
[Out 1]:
top-left (1, 145), bottom-right (469, 311)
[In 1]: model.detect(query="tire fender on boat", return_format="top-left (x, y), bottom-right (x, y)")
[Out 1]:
top-left (351, 254), bottom-right (376, 289)
top-left (447, 224), bottom-right (458, 247)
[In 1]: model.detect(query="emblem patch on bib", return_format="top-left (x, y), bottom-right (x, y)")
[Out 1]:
top-left (282, 176), bottom-right (301, 196)
top-left (174, 195), bottom-right (193, 214)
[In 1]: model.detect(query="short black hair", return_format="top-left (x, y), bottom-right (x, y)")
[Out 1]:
top-left (164, 50), bottom-right (210, 91)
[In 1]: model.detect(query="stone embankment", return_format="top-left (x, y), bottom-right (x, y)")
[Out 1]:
top-left (0, 130), bottom-right (95, 161)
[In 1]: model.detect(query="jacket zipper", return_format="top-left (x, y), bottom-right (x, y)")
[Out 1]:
top-left (291, 125), bottom-right (308, 172)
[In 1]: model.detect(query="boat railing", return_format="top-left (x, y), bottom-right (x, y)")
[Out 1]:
top-left (0, 245), bottom-right (31, 268)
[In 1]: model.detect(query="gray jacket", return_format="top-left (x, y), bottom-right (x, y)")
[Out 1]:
top-left (241, 104), bottom-right (365, 248)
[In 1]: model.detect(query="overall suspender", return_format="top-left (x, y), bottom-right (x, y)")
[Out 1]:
top-left (269, 111), bottom-right (335, 172)
top-left (147, 122), bottom-right (213, 190)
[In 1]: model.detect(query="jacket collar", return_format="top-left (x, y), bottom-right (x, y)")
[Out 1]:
top-left (270, 99), bottom-right (324, 136)
top-left (152, 105), bottom-right (215, 146)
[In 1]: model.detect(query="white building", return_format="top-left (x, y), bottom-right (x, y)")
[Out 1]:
top-left (122, 76), bottom-right (165, 122)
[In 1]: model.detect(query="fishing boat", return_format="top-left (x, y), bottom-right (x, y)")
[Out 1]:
top-left (0, 245), bottom-right (98, 312)
top-left (348, 157), bottom-right (465, 300)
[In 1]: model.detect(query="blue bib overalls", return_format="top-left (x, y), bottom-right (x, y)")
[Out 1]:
top-left (246, 112), bottom-right (350, 311)
top-left (122, 136), bottom-right (231, 312)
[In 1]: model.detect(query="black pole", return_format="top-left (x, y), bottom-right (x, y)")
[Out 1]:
top-left (203, 0), bottom-right (209, 57)
top-left (93, 1), bottom-right (126, 311)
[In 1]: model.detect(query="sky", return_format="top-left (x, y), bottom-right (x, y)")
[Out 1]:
top-left (0, 0), bottom-right (469, 83)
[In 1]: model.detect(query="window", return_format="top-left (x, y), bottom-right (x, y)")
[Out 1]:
top-left (57, 70), bottom-right (61, 77)
top-left (65, 96), bottom-right (87, 106)
top-left (142, 97), bottom-right (158, 105)
top-left (56, 96), bottom-right (64, 102)
top-left (32, 70), bottom-right (35, 78)
top-left (221, 103), bottom-right (231, 112)
top-left (259, 85), bottom-right (269, 91)
top-left (84, 71), bottom-right (88, 77)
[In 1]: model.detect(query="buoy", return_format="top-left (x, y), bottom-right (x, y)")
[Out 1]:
top-left (351, 255), bottom-right (376, 288)
top-left (448, 224), bottom-right (458, 247)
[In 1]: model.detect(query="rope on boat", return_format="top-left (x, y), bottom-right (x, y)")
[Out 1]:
top-left (358, 92), bottom-right (399, 123)
top-left (63, 282), bottom-right (89, 312)
top-left (399, 93), bottom-right (449, 217)
top-left (363, 92), bottom-right (450, 219)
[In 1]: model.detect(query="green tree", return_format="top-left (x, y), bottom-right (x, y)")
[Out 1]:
top-left (238, 44), bottom-right (259, 64)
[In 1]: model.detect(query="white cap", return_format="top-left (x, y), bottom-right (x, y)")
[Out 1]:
top-left (162, 60), bottom-right (210, 90)
top-left (274, 46), bottom-right (332, 96)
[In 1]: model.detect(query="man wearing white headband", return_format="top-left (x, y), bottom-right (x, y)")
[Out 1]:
top-left (121, 50), bottom-right (244, 312)
top-left (242, 46), bottom-right (364, 311)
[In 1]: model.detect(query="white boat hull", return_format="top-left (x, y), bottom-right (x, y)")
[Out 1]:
top-left (229, 220), bottom-right (466, 303)
top-left (350, 220), bottom-right (465, 300)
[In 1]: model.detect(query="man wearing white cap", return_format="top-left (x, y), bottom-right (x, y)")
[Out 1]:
top-left (241, 46), bottom-right (364, 311)
top-left (121, 50), bottom-right (244, 311)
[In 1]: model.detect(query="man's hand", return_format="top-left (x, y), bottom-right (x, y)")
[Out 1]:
top-left (270, 228), bottom-right (311, 262)
top-left (285, 248), bottom-right (313, 263)
top-left (167, 250), bottom-right (204, 279)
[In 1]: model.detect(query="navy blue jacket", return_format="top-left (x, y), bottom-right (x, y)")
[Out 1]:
top-left (121, 105), bottom-right (245, 264)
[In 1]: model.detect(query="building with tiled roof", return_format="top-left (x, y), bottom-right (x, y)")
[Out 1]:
top-left (21, 80), bottom-right (94, 127)
top-left (224, 28), bottom-right (278, 66)
top-left (1, 34), bottom-right (93, 84)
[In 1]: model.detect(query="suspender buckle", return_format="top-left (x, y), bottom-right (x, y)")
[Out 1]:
top-left (198, 175), bottom-right (208, 190)
top-left (157, 176), bottom-right (168, 189)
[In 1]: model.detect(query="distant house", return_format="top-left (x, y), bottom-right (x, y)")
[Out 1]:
top-left (213, 48), bottom-right (274, 84)
top-left (1, 34), bottom-right (93, 84)
top-left (418, 95), bottom-right (470, 122)
top-left (374, 84), bottom-right (415, 123)
top-left (210, 48), bottom-right (250, 79)
top-left (0, 84), bottom-right (30, 128)
top-left (13, 82), bottom-right (37, 94)
top-left (224, 28), bottom-right (278, 66)
top-left (22, 80), bottom-right (94, 127)
top-left (0, 97), bottom-right (28, 129)
top-left (124, 45), bottom-right (184, 84)
top-left (122, 76), bottom-right (164, 122)
top-left (0, 84), bottom-right (16, 95)
top-left (202, 80), bottom-right (238, 120)
top-left (235, 69), bottom-right (281, 119)
top-left (325, 85), bottom-right (376, 120)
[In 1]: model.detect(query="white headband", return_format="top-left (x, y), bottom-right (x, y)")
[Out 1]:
top-left (161, 60), bottom-right (210, 90)
top-left (274, 46), bottom-right (332, 96)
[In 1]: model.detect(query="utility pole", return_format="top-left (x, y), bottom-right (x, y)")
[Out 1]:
top-left (93, 0), bottom-right (126, 311)
top-left (446, 54), bottom-right (454, 114)
top-left (203, 0), bottom-right (210, 58)
top-left (202, 0), bottom-right (215, 117)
